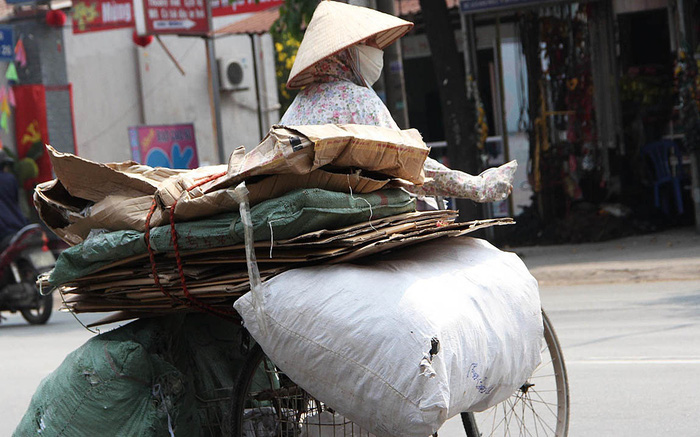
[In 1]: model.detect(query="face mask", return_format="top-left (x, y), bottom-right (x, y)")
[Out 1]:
top-left (354, 44), bottom-right (384, 86)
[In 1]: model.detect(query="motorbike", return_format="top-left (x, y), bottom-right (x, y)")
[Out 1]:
top-left (0, 224), bottom-right (55, 325)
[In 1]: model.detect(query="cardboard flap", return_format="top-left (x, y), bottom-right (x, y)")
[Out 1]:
top-left (46, 146), bottom-right (178, 202)
top-left (289, 124), bottom-right (428, 184)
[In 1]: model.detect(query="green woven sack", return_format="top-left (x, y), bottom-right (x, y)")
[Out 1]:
top-left (50, 188), bottom-right (415, 286)
top-left (14, 314), bottom-right (249, 437)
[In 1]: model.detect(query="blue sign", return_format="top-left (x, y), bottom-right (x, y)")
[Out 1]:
top-left (460, 0), bottom-right (566, 14)
top-left (0, 27), bottom-right (13, 62)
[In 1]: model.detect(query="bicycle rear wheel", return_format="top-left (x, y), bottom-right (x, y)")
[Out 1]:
top-left (462, 310), bottom-right (570, 436)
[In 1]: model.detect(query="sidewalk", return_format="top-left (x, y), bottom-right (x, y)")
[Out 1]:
top-left (509, 226), bottom-right (700, 285)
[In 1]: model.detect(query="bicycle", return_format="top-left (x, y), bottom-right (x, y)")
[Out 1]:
top-left (230, 309), bottom-right (569, 437)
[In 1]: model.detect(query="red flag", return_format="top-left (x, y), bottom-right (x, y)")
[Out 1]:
top-left (13, 84), bottom-right (52, 189)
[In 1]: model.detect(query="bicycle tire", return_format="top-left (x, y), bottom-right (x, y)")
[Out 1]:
top-left (462, 309), bottom-right (570, 437)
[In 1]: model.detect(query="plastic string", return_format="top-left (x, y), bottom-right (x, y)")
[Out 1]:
top-left (347, 173), bottom-right (378, 232)
top-left (58, 287), bottom-right (100, 335)
top-left (152, 384), bottom-right (175, 437)
top-left (37, 272), bottom-right (52, 296)
top-left (232, 184), bottom-right (268, 335)
top-left (267, 218), bottom-right (288, 259)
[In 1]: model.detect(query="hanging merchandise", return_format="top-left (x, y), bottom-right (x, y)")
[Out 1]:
top-left (8, 86), bottom-right (15, 107)
top-left (5, 62), bottom-right (18, 83)
top-left (675, 41), bottom-right (700, 152)
top-left (14, 37), bottom-right (26, 67)
top-left (1, 112), bottom-right (8, 133)
top-left (45, 10), bottom-right (67, 28)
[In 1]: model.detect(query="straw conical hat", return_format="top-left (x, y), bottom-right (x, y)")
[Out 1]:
top-left (286, 1), bottom-right (413, 89)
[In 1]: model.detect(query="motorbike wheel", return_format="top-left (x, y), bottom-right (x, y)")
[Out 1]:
top-left (18, 263), bottom-right (53, 325)
top-left (20, 291), bottom-right (53, 325)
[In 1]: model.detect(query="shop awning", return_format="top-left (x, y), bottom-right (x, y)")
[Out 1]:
top-left (214, 5), bottom-right (281, 36)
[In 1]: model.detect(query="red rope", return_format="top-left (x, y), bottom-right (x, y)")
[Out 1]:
top-left (169, 196), bottom-right (236, 316)
top-left (144, 198), bottom-right (189, 308)
top-left (164, 171), bottom-right (237, 316)
top-left (145, 171), bottom-right (237, 316)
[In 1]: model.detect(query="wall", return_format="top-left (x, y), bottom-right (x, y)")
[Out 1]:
top-left (63, 13), bottom-right (279, 165)
top-left (63, 26), bottom-right (142, 162)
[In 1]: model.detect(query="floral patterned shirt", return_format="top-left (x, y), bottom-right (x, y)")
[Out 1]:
top-left (280, 51), bottom-right (398, 129)
top-left (279, 51), bottom-right (514, 203)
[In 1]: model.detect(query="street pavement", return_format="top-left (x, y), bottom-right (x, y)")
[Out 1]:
top-left (1, 226), bottom-right (699, 436)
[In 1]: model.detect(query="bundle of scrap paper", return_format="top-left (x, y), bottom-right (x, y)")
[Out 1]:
top-left (35, 124), bottom-right (515, 326)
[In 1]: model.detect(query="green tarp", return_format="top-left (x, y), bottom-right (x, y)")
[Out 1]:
top-left (14, 314), bottom-right (250, 437)
top-left (49, 188), bottom-right (415, 286)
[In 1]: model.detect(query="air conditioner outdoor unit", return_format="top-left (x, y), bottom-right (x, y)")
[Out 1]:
top-left (218, 57), bottom-right (250, 91)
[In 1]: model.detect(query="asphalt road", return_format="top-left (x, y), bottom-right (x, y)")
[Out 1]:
top-left (2, 279), bottom-right (699, 436)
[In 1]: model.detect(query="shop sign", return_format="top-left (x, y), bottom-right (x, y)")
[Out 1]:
top-left (128, 124), bottom-right (199, 169)
top-left (211, 0), bottom-right (283, 18)
top-left (460, 0), bottom-right (567, 14)
top-left (72, 0), bottom-right (134, 34)
top-left (135, 0), bottom-right (211, 36)
top-left (0, 27), bottom-right (13, 62)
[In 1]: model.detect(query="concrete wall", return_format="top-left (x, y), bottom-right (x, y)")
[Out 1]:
top-left (63, 13), bottom-right (279, 165)
top-left (63, 27), bottom-right (143, 162)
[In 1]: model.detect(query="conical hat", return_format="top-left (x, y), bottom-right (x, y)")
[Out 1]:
top-left (286, 1), bottom-right (413, 89)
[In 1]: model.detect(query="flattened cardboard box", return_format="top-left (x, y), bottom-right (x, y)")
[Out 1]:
top-left (35, 168), bottom-right (388, 245)
top-left (36, 123), bottom-right (427, 244)
top-left (210, 124), bottom-right (429, 191)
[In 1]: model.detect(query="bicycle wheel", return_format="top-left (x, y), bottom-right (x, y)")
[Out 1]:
top-left (461, 310), bottom-right (570, 437)
top-left (230, 344), bottom-right (378, 436)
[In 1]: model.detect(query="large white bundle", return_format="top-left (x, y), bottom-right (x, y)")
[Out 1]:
top-left (234, 237), bottom-right (543, 437)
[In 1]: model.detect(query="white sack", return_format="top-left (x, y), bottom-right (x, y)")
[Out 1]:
top-left (234, 237), bottom-right (543, 437)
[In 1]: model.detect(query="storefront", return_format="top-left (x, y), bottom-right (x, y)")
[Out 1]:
top-left (399, 0), bottom-right (698, 239)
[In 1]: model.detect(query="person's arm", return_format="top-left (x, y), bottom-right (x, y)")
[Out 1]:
top-left (405, 158), bottom-right (516, 202)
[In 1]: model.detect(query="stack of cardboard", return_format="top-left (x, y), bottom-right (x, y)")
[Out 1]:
top-left (35, 124), bottom-right (512, 325)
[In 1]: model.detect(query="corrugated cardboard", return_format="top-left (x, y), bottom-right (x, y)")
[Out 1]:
top-left (47, 146), bottom-right (181, 202)
top-left (37, 123), bottom-right (427, 244)
top-left (209, 124), bottom-right (429, 192)
top-left (293, 124), bottom-right (428, 183)
top-left (36, 167), bottom-right (388, 245)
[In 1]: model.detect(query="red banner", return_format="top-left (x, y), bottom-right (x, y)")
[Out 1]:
top-left (211, 0), bottom-right (283, 17)
top-left (13, 85), bottom-right (52, 189)
top-left (72, 0), bottom-right (134, 34)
